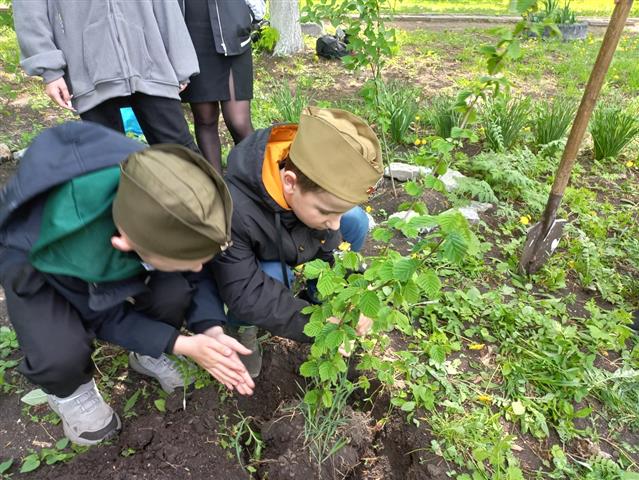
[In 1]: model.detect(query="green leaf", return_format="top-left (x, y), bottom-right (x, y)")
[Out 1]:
top-left (303, 319), bottom-right (324, 338)
top-left (0, 459), bottom-right (13, 474)
top-left (358, 291), bottom-right (381, 317)
top-left (318, 361), bottom-right (338, 383)
top-left (400, 401), bottom-right (416, 412)
top-left (321, 389), bottom-right (334, 408)
top-left (404, 181), bottom-right (424, 197)
top-left (429, 344), bottom-right (446, 364)
top-left (154, 399), bottom-right (166, 412)
top-left (511, 400), bottom-right (526, 416)
top-left (392, 258), bottom-right (418, 282)
top-left (20, 388), bottom-right (48, 406)
top-left (317, 271), bottom-right (343, 297)
top-left (416, 270), bottom-right (441, 299)
top-left (303, 259), bottom-right (329, 279)
top-left (402, 280), bottom-right (420, 305)
top-left (124, 389), bottom-right (141, 413)
top-left (341, 251), bottom-right (360, 270)
top-left (300, 360), bottom-right (319, 378)
top-left (372, 227), bottom-right (394, 243)
top-left (55, 438), bottom-right (69, 450)
top-left (304, 389), bottom-right (321, 407)
top-left (441, 231), bottom-right (468, 263)
top-left (20, 454), bottom-right (40, 474)
top-left (325, 330), bottom-right (345, 350)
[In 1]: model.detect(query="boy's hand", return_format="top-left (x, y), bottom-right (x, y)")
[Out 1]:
top-left (327, 314), bottom-right (373, 357)
top-left (45, 78), bottom-right (75, 111)
top-left (356, 314), bottom-right (373, 336)
top-left (327, 314), bottom-right (373, 336)
top-left (173, 329), bottom-right (255, 395)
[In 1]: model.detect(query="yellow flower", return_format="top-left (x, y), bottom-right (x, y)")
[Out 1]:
top-left (338, 241), bottom-right (351, 252)
top-left (414, 139), bottom-right (421, 146)
top-left (365, 205), bottom-right (373, 213)
top-left (477, 394), bottom-right (492, 404)
top-left (469, 343), bottom-right (485, 350)
top-left (626, 160), bottom-right (635, 168)
top-left (415, 115), bottom-right (421, 121)
top-left (519, 216), bottom-right (530, 225)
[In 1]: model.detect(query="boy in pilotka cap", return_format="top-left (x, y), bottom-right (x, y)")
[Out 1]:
top-left (212, 107), bottom-right (384, 377)
top-left (0, 121), bottom-right (254, 446)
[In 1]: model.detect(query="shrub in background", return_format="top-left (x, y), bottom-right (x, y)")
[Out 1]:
top-left (590, 106), bottom-right (639, 161)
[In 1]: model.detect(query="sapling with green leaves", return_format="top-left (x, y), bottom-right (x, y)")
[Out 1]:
top-left (297, 186), bottom-right (476, 459)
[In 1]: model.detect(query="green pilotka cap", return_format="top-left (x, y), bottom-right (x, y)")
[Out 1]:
top-left (289, 106), bottom-right (383, 204)
top-left (112, 144), bottom-right (233, 260)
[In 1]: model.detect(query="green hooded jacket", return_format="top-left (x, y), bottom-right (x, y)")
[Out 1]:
top-left (29, 166), bottom-right (144, 282)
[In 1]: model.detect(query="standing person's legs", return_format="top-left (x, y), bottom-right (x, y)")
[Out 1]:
top-left (79, 97), bottom-right (126, 133)
top-left (339, 207), bottom-right (370, 252)
top-left (190, 101), bottom-right (223, 173)
top-left (130, 93), bottom-right (199, 152)
top-left (221, 71), bottom-right (253, 145)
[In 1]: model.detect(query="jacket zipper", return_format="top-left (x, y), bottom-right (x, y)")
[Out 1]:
top-left (214, 0), bottom-right (228, 56)
top-left (107, 0), bottom-right (132, 93)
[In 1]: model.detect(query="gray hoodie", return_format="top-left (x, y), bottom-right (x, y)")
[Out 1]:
top-left (13, 0), bottom-right (200, 114)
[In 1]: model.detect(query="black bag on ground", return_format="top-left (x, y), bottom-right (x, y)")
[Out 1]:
top-left (316, 34), bottom-right (349, 60)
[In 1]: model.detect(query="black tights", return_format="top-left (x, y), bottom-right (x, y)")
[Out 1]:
top-left (190, 72), bottom-right (254, 173)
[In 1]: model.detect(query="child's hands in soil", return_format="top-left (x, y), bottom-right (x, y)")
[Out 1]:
top-left (173, 328), bottom-right (255, 395)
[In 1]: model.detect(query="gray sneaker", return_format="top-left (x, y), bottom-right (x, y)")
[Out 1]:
top-left (226, 325), bottom-right (262, 378)
top-left (47, 379), bottom-right (121, 446)
top-left (128, 352), bottom-right (194, 394)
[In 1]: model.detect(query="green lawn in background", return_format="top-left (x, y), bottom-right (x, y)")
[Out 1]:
top-left (305, 1), bottom-right (638, 18)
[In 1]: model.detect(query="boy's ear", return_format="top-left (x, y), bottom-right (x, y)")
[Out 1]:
top-left (111, 234), bottom-right (134, 252)
top-left (281, 169), bottom-right (298, 195)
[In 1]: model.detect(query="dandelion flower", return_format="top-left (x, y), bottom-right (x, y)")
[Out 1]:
top-left (469, 343), bottom-right (485, 350)
top-left (477, 395), bottom-right (492, 404)
top-left (626, 160), bottom-right (635, 168)
top-left (338, 241), bottom-right (351, 252)
top-left (365, 205), bottom-right (373, 213)
top-left (415, 115), bottom-right (421, 121)
top-left (519, 216), bottom-right (530, 225)
top-left (414, 139), bottom-right (421, 146)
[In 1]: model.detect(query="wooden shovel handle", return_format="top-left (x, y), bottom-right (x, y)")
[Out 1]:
top-left (551, 0), bottom-right (634, 196)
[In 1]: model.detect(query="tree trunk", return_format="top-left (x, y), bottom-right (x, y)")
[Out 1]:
top-left (270, 0), bottom-right (304, 56)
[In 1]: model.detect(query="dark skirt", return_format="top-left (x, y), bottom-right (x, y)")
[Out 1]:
top-left (180, 0), bottom-right (254, 103)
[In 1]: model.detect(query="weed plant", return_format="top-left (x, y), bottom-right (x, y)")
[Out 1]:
top-left (481, 95), bottom-right (531, 152)
top-left (271, 83), bottom-right (312, 123)
top-left (533, 97), bottom-right (576, 156)
top-left (590, 105), bottom-right (639, 161)
top-left (427, 95), bottom-right (462, 139)
top-left (366, 80), bottom-right (420, 145)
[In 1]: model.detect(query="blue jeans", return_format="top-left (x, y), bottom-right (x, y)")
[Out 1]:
top-left (228, 206), bottom-right (369, 326)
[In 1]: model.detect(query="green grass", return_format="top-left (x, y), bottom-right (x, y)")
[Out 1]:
top-left (304, 0), bottom-right (639, 17)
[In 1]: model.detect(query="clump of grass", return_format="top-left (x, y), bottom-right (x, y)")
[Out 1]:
top-left (533, 97), bottom-right (576, 156)
top-left (590, 105), bottom-right (639, 161)
top-left (481, 94), bottom-right (531, 152)
top-left (376, 80), bottom-right (421, 145)
top-left (426, 95), bottom-right (462, 138)
top-left (271, 83), bottom-right (312, 123)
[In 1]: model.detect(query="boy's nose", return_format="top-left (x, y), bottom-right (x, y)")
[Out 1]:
top-left (326, 216), bottom-right (342, 231)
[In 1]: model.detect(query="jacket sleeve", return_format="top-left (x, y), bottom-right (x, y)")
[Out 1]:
top-left (211, 215), bottom-right (311, 343)
top-left (12, 0), bottom-right (67, 83)
top-left (151, 0), bottom-right (200, 84)
top-left (184, 268), bottom-right (227, 335)
top-left (244, 0), bottom-right (266, 21)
